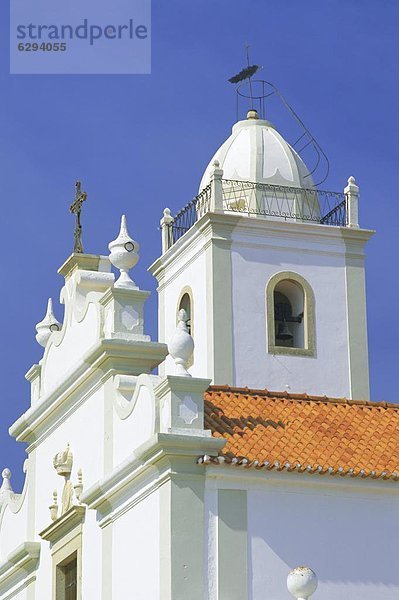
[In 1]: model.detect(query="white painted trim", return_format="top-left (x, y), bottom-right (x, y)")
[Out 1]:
top-left (81, 433), bottom-right (224, 516)
top-left (149, 212), bottom-right (374, 282)
top-left (0, 542), bottom-right (40, 596)
top-left (204, 464), bottom-right (399, 495)
top-left (10, 338), bottom-right (168, 444)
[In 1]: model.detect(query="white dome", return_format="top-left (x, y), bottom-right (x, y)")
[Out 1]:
top-left (199, 111), bottom-right (314, 192)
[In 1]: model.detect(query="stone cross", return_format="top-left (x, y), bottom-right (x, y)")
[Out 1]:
top-left (69, 180), bottom-right (87, 254)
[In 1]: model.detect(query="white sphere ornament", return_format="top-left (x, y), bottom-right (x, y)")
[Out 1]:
top-left (108, 215), bottom-right (139, 289)
top-left (168, 309), bottom-right (194, 377)
top-left (287, 566), bottom-right (318, 599)
top-left (0, 468), bottom-right (13, 495)
top-left (35, 298), bottom-right (61, 347)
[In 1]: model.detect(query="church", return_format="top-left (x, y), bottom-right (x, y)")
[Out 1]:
top-left (0, 79), bottom-right (398, 600)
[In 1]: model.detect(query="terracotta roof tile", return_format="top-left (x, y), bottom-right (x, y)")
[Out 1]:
top-left (202, 385), bottom-right (399, 481)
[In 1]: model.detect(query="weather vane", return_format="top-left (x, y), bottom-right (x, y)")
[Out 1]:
top-left (228, 43), bottom-right (260, 109)
top-left (69, 180), bottom-right (87, 254)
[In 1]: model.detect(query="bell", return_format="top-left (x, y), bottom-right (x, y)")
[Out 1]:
top-left (276, 320), bottom-right (293, 341)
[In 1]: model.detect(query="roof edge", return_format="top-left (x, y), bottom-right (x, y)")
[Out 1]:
top-left (207, 385), bottom-right (398, 410)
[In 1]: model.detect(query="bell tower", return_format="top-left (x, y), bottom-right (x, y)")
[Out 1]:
top-left (149, 93), bottom-right (373, 400)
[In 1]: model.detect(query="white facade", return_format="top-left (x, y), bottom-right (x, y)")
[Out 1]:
top-left (151, 112), bottom-right (372, 399)
top-left (152, 213), bottom-right (373, 399)
top-left (205, 470), bottom-right (399, 600)
top-left (0, 109), bottom-right (395, 600)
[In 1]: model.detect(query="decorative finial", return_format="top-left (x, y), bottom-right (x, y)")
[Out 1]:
top-left (69, 180), bottom-right (87, 254)
top-left (168, 309), bottom-right (194, 377)
top-left (348, 175), bottom-right (356, 185)
top-left (53, 443), bottom-right (75, 515)
top-left (247, 109), bottom-right (259, 120)
top-left (50, 489), bottom-right (58, 521)
top-left (108, 215), bottom-right (140, 289)
top-left (35, 298), bottom-right (61, 347)
top-left (160, 208), bottom-right (174, 253)
top-left (1, 468), bottom-right (13, 493)
top-left (287, 566), bottom-right (318, 600)
top-left (213, 160), bottom-right (220, 168)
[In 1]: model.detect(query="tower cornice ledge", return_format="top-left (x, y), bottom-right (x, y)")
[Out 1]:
top-left (10, 338), bottom-right (168, 445)
top-left (149, 211), bottom-right (374, 280)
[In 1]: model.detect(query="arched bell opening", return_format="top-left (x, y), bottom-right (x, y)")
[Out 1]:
top-left (273, 284), bottom-right (304, 349)
top-left (266, 272), bottom-right (316, 357)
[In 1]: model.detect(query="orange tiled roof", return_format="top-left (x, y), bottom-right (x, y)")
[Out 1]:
top-left (202, 385), bottom-right (399, 481)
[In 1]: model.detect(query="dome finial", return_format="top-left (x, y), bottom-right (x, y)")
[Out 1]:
top-left (247, 109), bottom-right (259, 120)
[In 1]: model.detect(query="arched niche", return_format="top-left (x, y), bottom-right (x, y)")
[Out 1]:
top-left (176, 286), bottom-right (194, 366)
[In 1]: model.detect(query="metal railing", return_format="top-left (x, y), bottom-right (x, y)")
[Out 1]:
top-left (170, 179), bottom-right (347, 246)
top-left (221, 179), bottom-right (346, 225)
top-left (171, 184), bottom-right (211, 244)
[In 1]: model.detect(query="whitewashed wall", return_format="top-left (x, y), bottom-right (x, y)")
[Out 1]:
top-left (112, 490), bottom-right (160, 599)
top-left (205, 471), bottom-right (399, 600)
top-left (230, 225), bottom-right (351, 397)
top-left (154, 214), bottom-right (370, 399)
top-left (157, 232), bottom-right (209, 379)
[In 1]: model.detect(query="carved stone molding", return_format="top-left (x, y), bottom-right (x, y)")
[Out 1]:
top-left (40, 505), bottom-right (86, 545)
top-left (0, 542), bottom-right (40, 595)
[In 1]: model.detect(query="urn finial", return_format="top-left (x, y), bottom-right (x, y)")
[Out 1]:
top-left (35, 298), bottom-right (61, 347)
top-left (168, 309), bottom-right (194, 377)
top-left (108, 215), bottom-right (140, 289)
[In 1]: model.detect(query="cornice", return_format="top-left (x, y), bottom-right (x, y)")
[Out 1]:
top-left (203, 462), bottom-right (399, 495)
top-left (81, 433), bottom-right (225, 514)
top-left (148, 212), bottom-right (374, 280)
top-left (0, 542), bottom-right (40, 593)
top-left (25, 364), bottom-right (41, 383)
top-left (154, 375), bottom-right (212, 399)
top-left (99, 286), bottom-right (150, 307)
top-left (206, 211), bottom-right (375, 242)
top-left (10, 338), bottom-right (168, 445)
top-left (58, 253), bottom-right (110, 279)
top-left (39, 505), bottom-right (86, 544)
top-left (148, 221), bottom-right (210, 280)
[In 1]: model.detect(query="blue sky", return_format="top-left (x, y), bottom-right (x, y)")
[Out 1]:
top-left (1, 0), bottom-right (398, 490)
